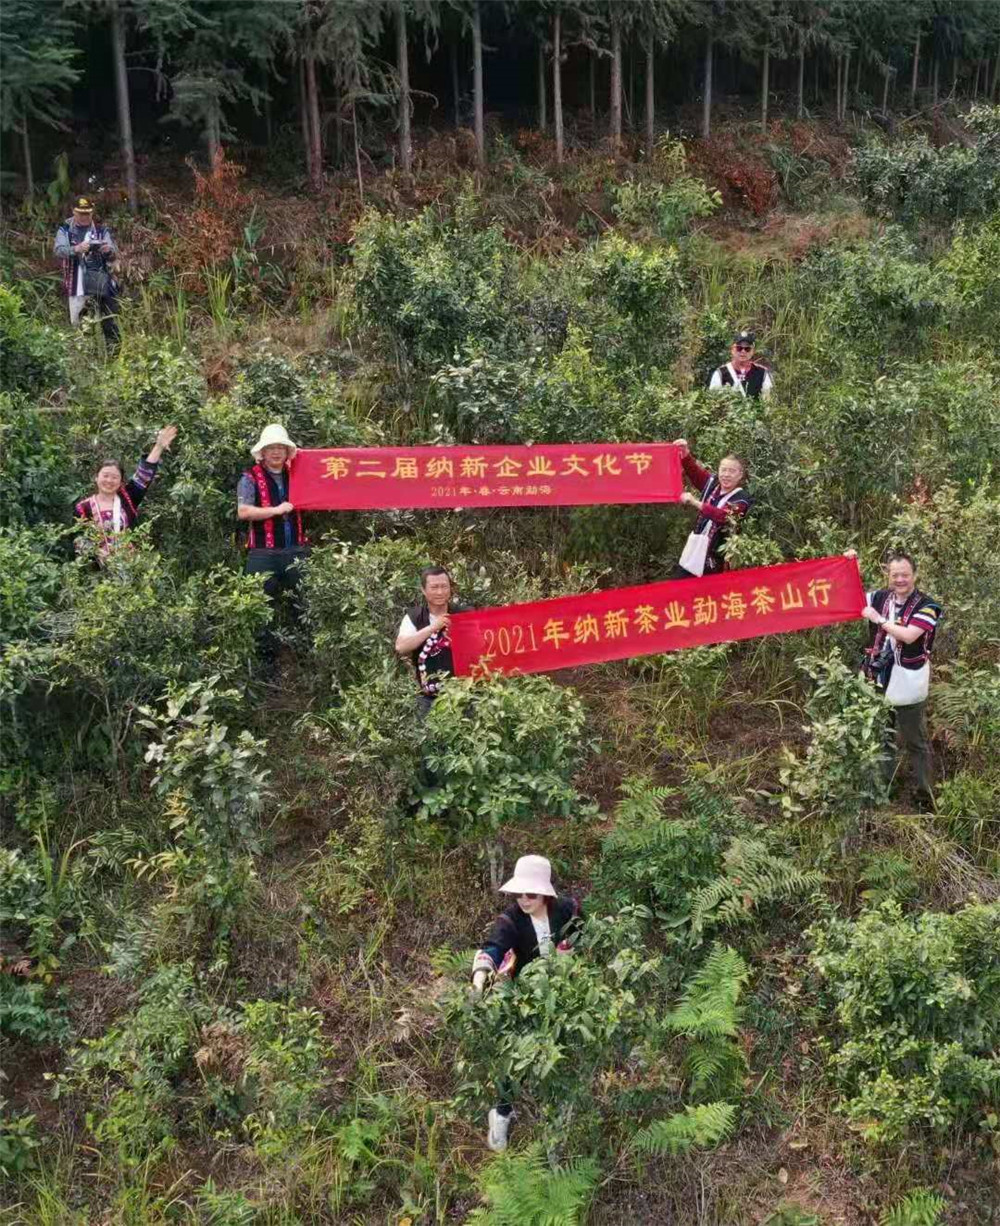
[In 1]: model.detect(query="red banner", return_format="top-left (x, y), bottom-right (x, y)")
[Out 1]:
top-left (290, 444), bottom-right (682, 511)
top-left (450, 556), bottom-right (865, 678)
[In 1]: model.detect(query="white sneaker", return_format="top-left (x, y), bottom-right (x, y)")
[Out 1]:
top-left (487, 1108), bottom-right (510, 1152)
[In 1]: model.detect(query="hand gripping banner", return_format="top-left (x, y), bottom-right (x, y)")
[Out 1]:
top-left (290, 444), bottom-right (682, 511)
top-left (450, 556), bottom-right (865, 678)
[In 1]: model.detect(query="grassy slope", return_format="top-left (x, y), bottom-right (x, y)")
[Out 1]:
top-left (3, 116), bottom-right (999, 1225)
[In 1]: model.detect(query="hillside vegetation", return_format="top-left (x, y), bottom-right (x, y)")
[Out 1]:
top-left (2, 98), bottom-right (1000, 1226)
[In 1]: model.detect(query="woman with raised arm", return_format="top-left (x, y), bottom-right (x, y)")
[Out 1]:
top-left (73, 426), bottom-right (178, 562)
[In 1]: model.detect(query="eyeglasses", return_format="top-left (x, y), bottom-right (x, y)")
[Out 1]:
top-left (735, 344), bottom-right (753, 353)
top-left (518, 892), bottom-right (540, 900)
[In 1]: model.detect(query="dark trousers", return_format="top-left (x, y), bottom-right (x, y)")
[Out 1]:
top-left (78, 293), bottom-right (120, 349)
top-left (669, 562), bottom-right (722, 581)
top-left (884, 701), bottom-right (933, 798)
top-left (245, 546), bottom-right (310, 659)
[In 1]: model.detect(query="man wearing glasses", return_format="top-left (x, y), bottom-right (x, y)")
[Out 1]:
top-left (709, 330), bottom-right (773, 399)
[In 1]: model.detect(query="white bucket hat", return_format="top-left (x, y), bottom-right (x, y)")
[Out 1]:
top-left (251, 423), bottom-right (298, 462)
top-left (500, 855), bottom-right (556, 897)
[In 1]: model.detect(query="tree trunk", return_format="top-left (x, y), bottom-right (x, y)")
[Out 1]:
top-left (910, 32), bottom-right (920, 104)
top-left (305, 52), bottom-right (323, 191)
top-left (993, 42), bottom-right (1000, 100)
top-left (814, 52), bottom-right (819, 103)
top-left (264, 83), bottom-right (272, 146)
top-left (471, 0), bottom-right (484, 167)
top-left (299, 58), bottom-right (313, 181)
top-left (855, 48), bottom-right (862, 95)
top-left (352, 98), bottom-right (364, 203)
top-left (553, 9), bottom-right (564, 163)
top-left (972, 58), bottom-right (980, 100)
top-left (450, 37), bottom-right (460, 125)
top-left (110, 0), bottom-right (138, 212)
top-left (206, 101), bottom-right (220, 165)
top-left (537, 38), bottom-right (547, 131)
top-left (835, 54), bottom-right (842, 119)
top-left (842, 51), bottom-right (850, 119)
top-left (932, 55), bottom-right (939, 105)
top-left (761, 46), bottom-right (770, 133)
top-left (797, 41), bottom-right (805, 118)
top-left (397, 2), bottom-right (412, 173)
top-left (882, 66), bottom-right (891, 113)
top-left (589, 48), bottom-right (596, 121)
top-left (609, 11), bottom-right (622, 149)
top-left (702, 33), bottom-right (713, 138)
top-left (645, 28), bottom-right (655, 151)
top-left (21, 122), bottom-right (34, 198)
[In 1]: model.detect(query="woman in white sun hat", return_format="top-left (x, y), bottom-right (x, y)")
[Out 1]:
top-left (471, 854), bottom-right (583, 1152)
top-left (236, 423), bottom-right (311, 664)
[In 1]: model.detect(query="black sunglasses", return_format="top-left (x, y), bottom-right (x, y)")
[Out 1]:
top-left (735, 344), bottom-right (753, 352)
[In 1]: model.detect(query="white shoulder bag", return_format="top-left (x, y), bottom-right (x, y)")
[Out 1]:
top-left (678, 486), bottom-right (742, 578)
top-left (881, 603), bottom-right (930, 707)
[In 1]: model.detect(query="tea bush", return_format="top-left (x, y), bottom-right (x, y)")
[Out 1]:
top-left (852, 108), bottom-right (1000, 224)
top-left (0, 286), bottom-right (66, 397)
top-left (137, 678), bottom-right (270, 954)
top-left (808, 900), bottom-right (1000, 1142)
top-left (352, 197), bottom-right (520, 369)
top-left (418, 673), bottom-right (593, 861)
top-left (778, 651), bottom-right (889, 820)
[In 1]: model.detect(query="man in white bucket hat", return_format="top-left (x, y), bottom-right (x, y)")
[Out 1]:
top-left (470, 854), bottom-right (583, 1151)
top-left (237, 424), bottom-right (311, 665)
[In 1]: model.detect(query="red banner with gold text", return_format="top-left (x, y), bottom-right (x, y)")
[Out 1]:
top-left (290, 444), bottom-right (682, 510)
top-left (450, 556), bottom-right (865, 677)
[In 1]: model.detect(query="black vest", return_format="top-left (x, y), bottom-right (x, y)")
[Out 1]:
top-left (405, 600), bottom-right (468, 691)
top-left (244, 466), bottom-right (303, 550)
top-left (719, 363), bottom-right (768, 398)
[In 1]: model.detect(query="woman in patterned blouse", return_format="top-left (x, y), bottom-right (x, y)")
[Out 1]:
top-left (73, 425), bottom-right (177, 561)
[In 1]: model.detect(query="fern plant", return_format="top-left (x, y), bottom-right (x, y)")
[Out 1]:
top-left (465, 1144), bottom-right (599, 1226)
top-left (690, 838), bottom-right (826, 936)
top-left (664, 943), bottom-right (749, 1098)
top-left (880, 1188), bottom-right (948, 1226)
top-left (631, 1101), bottom-right (737, 1156)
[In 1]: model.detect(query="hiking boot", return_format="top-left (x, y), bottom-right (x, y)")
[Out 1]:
top-left (487, 1108), bottom-right (510, 1152)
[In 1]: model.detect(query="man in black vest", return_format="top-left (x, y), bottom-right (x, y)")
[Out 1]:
top-left (237, 423), bottom-right (310, 664)
top-left (709, 330), bottom-right (773, 399)
top-left (395, 565), bottom-right (469, 718)
top-left (850, 550), bottom-right (942, 809)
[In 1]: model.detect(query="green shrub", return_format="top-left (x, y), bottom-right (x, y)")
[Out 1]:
top-left (611, 169), bottom-right (721, 242)
top-left (240, 1000), bottom-right (331, 1158)
top-left (0, 397), bottom-right (77, 527)
top-left (808, 900), bottom-right (1000, 1142)
top-left (0, 975), bottom-right (70, 1043)
top-left (352, 197), bottom-right (520, 369)
top-left (802, 232), bottom-right (945, 367)
top-left (777, 651), bottom-right (889, 820)
top-left (43, 545), bottom-right (268, 767)
top-left (576, 232), bottom-right (687, 371)
top-left (63, 961), bottom-right (211, 1166)
top-left (417, 673), bottom-right (593, 862)
top-left (302, 536), bottom-right (434, 691)
top-left (942, 213), bottom-right (1000, 333)
top-left (888, 485), bottom-right (1000, 657)
top-left (137, 678), bottom-right (270, 954)
top-left (444, 908), bottom-right (662, 1142)
top-left (852, 110), bottom-right (1000, 225)
top-left (0, 286), bottom-right (66, 397)
top-left (0, 1103), bottom-right (40, 1177)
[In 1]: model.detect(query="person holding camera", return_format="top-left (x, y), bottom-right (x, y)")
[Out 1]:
top-left (53, 197), bottom-right (120, 350)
